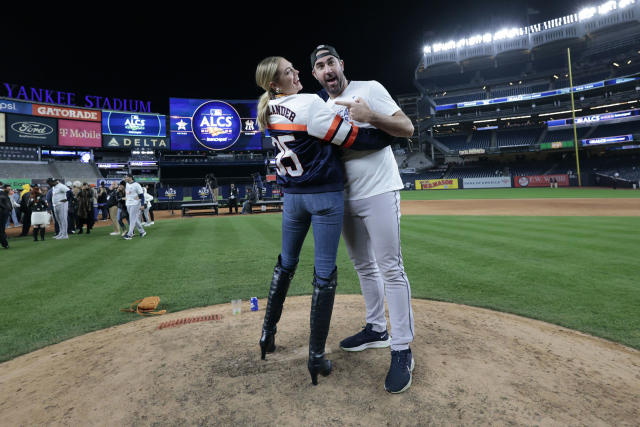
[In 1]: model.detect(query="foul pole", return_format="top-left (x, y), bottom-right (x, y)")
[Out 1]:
top-left (567, 47), bottom-right (583, 186)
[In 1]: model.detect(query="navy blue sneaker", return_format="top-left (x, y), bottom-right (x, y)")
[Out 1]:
top-left (339, 323), bottom-right (391, 352)
top-left (384, 348), bottom-right (415, 393)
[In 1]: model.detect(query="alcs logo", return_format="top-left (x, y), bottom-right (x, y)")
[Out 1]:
top-left (125, 115), bottom-right (146, 133)
top-left (192, 101), bottom-right (241, 150)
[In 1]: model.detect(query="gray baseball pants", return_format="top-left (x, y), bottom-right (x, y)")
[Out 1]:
top-left (342, 190), bottom-right (414, 351)
top-left (54, 203), bottom-right (69, 238)
top-left (127, 204), bottom-right (145, 237)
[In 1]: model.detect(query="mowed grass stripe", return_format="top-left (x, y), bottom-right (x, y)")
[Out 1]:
top-left (1, 213), bottom-right (638, 362)
top-left (400, 187), bottom-right (640, 200)
top-left (400, 216), bottom-right (640, 347)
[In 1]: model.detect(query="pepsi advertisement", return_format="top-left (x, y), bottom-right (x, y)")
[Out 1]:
top-left (169, 98), bottom-right (261, 151)
top-left (102, 111), bottom-right (166, 137)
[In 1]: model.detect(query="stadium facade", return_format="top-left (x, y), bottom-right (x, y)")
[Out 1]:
top-left (398, 0), bottom-right (640, 188)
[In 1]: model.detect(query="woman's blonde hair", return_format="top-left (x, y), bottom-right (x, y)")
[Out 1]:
top-left (255, 56), bottom-right (283, 131)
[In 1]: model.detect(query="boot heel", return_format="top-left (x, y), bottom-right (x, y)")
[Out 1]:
top-left (308, 357), bottom-right (331, 385)
top-left (259, 329), bottom-right (276, 360)
top-left (309, 369), bottom-right (318, 385)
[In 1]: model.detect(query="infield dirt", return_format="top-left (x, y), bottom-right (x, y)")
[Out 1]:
top-left (1, 197), bottom-right (639, 425)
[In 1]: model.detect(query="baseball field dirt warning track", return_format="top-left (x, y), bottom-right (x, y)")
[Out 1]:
top-left (1, 295), bottom-right (638, 425)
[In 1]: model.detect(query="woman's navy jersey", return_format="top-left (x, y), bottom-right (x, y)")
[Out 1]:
top-left (267, 93), bottom-right (393, 194)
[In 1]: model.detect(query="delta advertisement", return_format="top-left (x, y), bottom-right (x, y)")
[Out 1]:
top-left (415, 179), bottom-right (459, 190)
top-left (58, 120), bottom-right (102, 147)
top-left (514, 174), bottom-right (569, 188)
top-left (169, 98), bottom-right (262, 151)
top-left (102, 135), bottom-right (169, 150)
top-left (463, 177), bottom-right (512, 188)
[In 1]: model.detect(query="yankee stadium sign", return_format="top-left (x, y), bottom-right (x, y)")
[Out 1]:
top-left (2, 82), bottom-right (152, 113)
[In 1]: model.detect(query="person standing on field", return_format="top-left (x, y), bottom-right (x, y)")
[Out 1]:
top-left (123, 174), bottom-right (146, 240)
top-left (312, 44), bottom-right (416, 394)
top-left (47, 178), bottom-right (70, 240)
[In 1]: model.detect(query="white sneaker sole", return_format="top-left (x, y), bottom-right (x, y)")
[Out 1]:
top-left (385, 357), bottom-right (415, 394)
top-left (340, 336), bottom-right (391, 352)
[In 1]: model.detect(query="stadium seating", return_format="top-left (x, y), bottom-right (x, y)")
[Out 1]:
top-left (0, 160), bottom-right (101, 183)
top-left (0, 146), bottom-right (39, 161)
top-left (496, 129), bottom-right (540, 147)
top-left (587, 121), bottom-right (640, 139)
top-left (446, 165), bottom-right (504, 179)
top-left (405, 152), bottom-right (434, 170)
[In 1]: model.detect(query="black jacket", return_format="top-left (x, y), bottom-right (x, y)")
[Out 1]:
top-left (106, 188), bottom-right (118, 208)
top-left (29, 194), bottom-right (48, 212)
top-left (0, 191), bottom-right (11, 213)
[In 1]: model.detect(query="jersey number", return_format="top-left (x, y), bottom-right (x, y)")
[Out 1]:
top-left (273, 135), bottom-right (304, 177)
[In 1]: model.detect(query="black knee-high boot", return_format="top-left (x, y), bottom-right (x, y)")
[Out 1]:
top-left (40, 227), bottom-right (45, 241)
top-left (260, 255), bottom-right (296, 360)
top-left (33, 228), bottom-right (38, 241)
top-left (308, 267), bottom-right (337, 385)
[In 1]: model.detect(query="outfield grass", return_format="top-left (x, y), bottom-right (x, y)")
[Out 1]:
top-left (1, 204), bottom-right (638, 362)
top-left (400, 187), bottom-right (640, 200)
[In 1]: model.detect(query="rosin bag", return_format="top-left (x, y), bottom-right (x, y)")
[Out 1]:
top-left (120, 296), bottom-right (166, 316)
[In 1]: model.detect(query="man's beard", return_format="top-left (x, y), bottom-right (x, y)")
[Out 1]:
top-left (324, 75), bottom-right (347, 97)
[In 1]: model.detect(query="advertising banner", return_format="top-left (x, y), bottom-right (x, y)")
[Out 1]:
top-left (157, 186), bottom-right (184, 201)
top-left (540, 140), bottom-right (574, 150)
top-left (582, 135), bottom-right (633, 146)
top-left (58, 120), bottom-right (102, 147)
top-left (415, 179), bottom-right (459, 190)
top-left (33, 104), bottom-right (101, 122)
top-left (191, 185), bottom-right (213, 201)
top-left (169, 98), bottom-right (261, 151)
top-left (102, 111), bottom-right (166, 137)
top-left (102, 135), bottom-right (169, 150)
top-left (0, 113), bottom-right (5, 142)
top-left (0, 99), bottom-right (32, 115)
top-left (514, 174), bottom-right (569, 188)
top-left (5, 113), bottom-right (57, 145)
top-left (3, 179), bottom-right (31, 188)
top-left (463, 177), bottom-right (512, 189)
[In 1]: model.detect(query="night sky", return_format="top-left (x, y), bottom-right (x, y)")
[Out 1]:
top-left (4, 1), bottom-right (586, 114)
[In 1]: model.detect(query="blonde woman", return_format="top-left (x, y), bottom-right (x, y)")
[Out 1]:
top-left (255, 56), bottom-right (394, 385)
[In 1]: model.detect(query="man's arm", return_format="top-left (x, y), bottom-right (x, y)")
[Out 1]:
top-left (336, 98), bottom-right (414, 138)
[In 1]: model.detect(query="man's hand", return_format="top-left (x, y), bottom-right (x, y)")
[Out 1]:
top-left (335, 97), bottom-right (374, 123)
top-left (335, 97), bottom-right (414, 137)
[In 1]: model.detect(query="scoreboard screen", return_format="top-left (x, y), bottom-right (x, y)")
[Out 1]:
top-left (169, 98), bottom-right (262, 151)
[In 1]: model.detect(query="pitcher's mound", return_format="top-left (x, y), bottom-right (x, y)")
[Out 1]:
top-left (1, 295), bottom-right (638, 425)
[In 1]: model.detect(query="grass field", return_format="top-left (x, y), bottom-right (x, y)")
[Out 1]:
top-left (400, 187), bottom-right (640, 200)
top-left (1, 188), bottom-right (639, 363)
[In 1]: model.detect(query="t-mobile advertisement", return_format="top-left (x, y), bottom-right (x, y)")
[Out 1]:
top-left (58, 120), bottom-right (102, 147)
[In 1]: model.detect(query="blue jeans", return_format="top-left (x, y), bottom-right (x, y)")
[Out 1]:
top-left (280, 191), bottom-right (344, 286)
